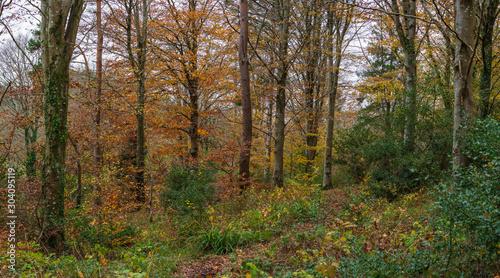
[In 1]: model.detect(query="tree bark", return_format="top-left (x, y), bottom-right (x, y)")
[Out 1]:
top-left (264, 97), bottom-right (273, 180)
top-left (93, 0), bottom-right (103, 207)
top-left (304, 2), bottom-right (322, 176)
top-left (272, 0), bottom-right (290, 188)
top-left (478, 0), bottom-right (499, 119)
top-left (24, 125), bottom-right (37, 181)
top-left (238, 0), bottom-right (252, 190)
top-left (123, 0), bottom-right (149, 202)
top-left (323, 5), bottom-right (349, 189)
top-left (453, 0), bottom-right (475, 169)
top-left (390, 0), bottom-right (417, 153)
top-left (40, 0), bottom-right (85, 251)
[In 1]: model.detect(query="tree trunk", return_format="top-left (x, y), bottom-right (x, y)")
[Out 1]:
top-left (264, 98), bottom-right (273, 180)
top-left (390, 0), bottom-right (417, 153)
top-left (188, 87), bottom-right (199, 162)
top-left (187, 0), bottom-right (200, 165)
top-left (238, 0), bottom-right (252, 190)
top-left (323, 4), bottom-right (350, 189)
top-left (304, 3), bottom-right (321, 176)
top-left (40, 0), bottom-right (85, 251)
top-left (453, 0), bottom-right (475, 169)
top-left (24, 125), bottom-right (37, 181)
top-left (93, 0), bottom-right (103, 207)
top-left (272, 0), bottom-right (290, 188)
top-left (135, 77), bottom-right (146, 202)
top-left (123, 0), bottom-right (149, 202)
top-left (478, 0), bottom-right (499, 119)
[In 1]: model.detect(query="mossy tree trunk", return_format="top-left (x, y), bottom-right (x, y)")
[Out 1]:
top-left (40, 0), bottom-right (85, 251)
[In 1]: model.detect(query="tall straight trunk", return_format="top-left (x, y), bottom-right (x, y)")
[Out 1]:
top-left (272, 0), bottom-right (290, 188)
top-left (188, 90), bottom-right (199, 161)
top-left (478, 0), bottom-right (499, 118)
top-left (40, 0), bottom-right (85, 251)
top-left (238, 0), bottom-right (252, 190)
top-left (390, 0), bottom-right (417, 153)
top-left (453, 0), bottom-right (475, 169)
top-left (124, 0), bottom-right (149, 202)
top-left (323, 4), bottom-right (350, 189)
top-left (304, 2), bottom-right (321, 175)
top-left (135, 76), bottom-right (146, 202)
top-left (93, 0), bottom-right (103, 207)
top-left (264, 97), bottom-right (273, 180)
top-left (187, 0), bottom-right (200, 165)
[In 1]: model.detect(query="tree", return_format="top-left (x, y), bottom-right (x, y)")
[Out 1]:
top-left (323, 2), bottom-right (353, 189)
top-left (151, 0), bottom-right (230, 167)
top-left (453, 0), bottom-right (475, 169)
top-left (381, 0), bottom-right (418, 153)
top-left (478, 0), bottom-right (500, 118)
top-left (93, 0), bottom-right (104, 206)
top-left (40, 0), bottom-right (85, 250)
top-left (106, 0), bottom-right (150, 202)
top-left (301, 0), bottom-right (323, 176)
top-left (238, 0), bottom-right (252, 189)
top-left (272, 0), bottom-right (291, 187)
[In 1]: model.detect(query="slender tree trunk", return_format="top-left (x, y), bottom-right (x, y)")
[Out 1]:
top-left (453, 0), bottom-right (475, 169)
top-left (478, 0), bottom-right (499, 119)
top-left (93, 0), bottom-right (103, 207)
top-left (123, 0), bottom-right (149, 202)
top-left (323, 5), bottom-right (349, 189)
top-left (187, 0), bottom-right (200, 166)
top-left (390, 0), bottom-right (417, 153)
top-left (25, 125), bottom-right (37, 181)
top-left (188, 87), bottom-right (199, 162)
top-left (304, 3), bottom-right (321, 176)
top-left (272, 0), bottom-right (290, 188)
top-left (264, 97), bottom-right (273, 180)
top-left (40, 0), bottom-right (85, 251)
top-left (238, 0), bottom-right (252, 190)
top-left (135, 76), bottom-right (146, 202)
top-left (68, 136), bottom-right (82, 208)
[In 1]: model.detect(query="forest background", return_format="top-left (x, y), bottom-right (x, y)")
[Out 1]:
top-left (0, 0), bottom-right (500, 277)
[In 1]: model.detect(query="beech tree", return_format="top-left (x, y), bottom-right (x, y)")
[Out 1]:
top-left (238, 0), bottom-right (252, 189)
top-left (40, 0), bottom-right (85, 250)
top-left (453, 0), bottom-right (475, 168)
top-left (478, 0), bottom-right (500, 118)
top-left (376, 0), bottom-right (418, 152)
top-left (323, 2), bottom-right (353, 189)
top-left (106, 0), bottom-right (150, 202)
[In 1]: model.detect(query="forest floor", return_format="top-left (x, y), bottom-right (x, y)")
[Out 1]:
top-left (0, 180), bottom-right (450, 278)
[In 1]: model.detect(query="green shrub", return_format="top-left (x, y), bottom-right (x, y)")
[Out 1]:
top-left (160, 166), bottom-right (217, 216)
top-left (67, 211), bottom-right (138, 248)
top-left (334, 121), bottom-right (448, 199)
top-left (198, 226), bottom-right (241, 254)
top-left (434, 118), bottom-right (500, 274)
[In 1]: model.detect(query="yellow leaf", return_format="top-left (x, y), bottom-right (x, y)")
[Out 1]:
top-left (245, 274), bottom-right (252, 278)
top-left (340, 236), bottom-right (346, 242)
top-left (327, 266), bottom-right (336, 277)
top-left (78, 271), bottom-right (84, 278)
